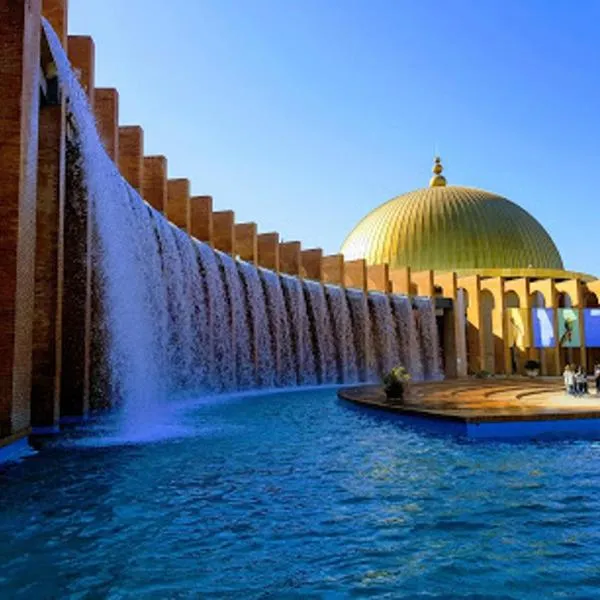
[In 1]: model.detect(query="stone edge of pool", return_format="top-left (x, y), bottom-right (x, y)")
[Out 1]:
top-left (337, 383), bottom-right (600, 439)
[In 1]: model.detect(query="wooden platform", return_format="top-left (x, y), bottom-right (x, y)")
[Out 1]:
top-left (338, 378), bottom-right (600, 439)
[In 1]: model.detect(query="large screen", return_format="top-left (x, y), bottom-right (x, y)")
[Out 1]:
top-left (558, 308), bottom-right (580, 348)
top-left (506, 308), bottom-right (527, 350)
top-left (584, 309), bottom-right (600, 348)
top-left (532, 308), bottom-right (555, 348)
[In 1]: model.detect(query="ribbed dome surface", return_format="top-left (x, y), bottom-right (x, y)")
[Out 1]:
top-left (341, 186), bottom-right (563, 271)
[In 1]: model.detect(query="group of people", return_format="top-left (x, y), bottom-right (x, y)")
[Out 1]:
top-left (563, 364), bottom-right (600, 395)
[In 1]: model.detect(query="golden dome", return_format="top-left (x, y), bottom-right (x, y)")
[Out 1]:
top-left (341, 159), bottom-right (564, 273)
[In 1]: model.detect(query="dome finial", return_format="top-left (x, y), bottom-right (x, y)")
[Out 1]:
top-left (429, 156), bottom-right (447, 187)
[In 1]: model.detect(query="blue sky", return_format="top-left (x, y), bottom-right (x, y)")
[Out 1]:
top-left (69, 0), bottom-right (599, 275)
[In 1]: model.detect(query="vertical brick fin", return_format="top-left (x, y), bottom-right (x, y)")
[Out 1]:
top-left (235, 223), bottom-right (258, 263)
top-left (0, 0), bottom-right (42, 440)
top-left (67, 35), bottom-right (95, 109)
top-left (367, 263), bottom-right (390, 293)
top-left (213, 211), bottom-right (235, 254)
top-left (31, 103), bottom-right (65, 430)
top-left (42, 0), bottom-right (68, 47)
top-left (389, 267), bottom-right (411, 295)
top-left (279, 242), bottom-right (301, 275)
top-left (166, 178), bottom-right (191, 231)
top-left (301, 249), bottom-right (323, 281)
top-left (142, 156), bottom-right (168, 213)
top-left (60, 138), bottom-right (92, 419)
top-left (257, 233), bottom-right (279, 271)
top-left (321, 254), bottom-right (345, 285)
top-left (190, 196), bottom-right (213, 245)
top-left (94, 88), bottom-right (119, 162)
top-left (344, 260), bottom-right (368, 292)
top-left (118, 126), bottom-right (144, 193)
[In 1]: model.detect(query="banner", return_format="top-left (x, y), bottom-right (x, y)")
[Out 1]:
top-left (532, 308), bottom-right (555, 348)
top-left (584, 309), bottom-right (600, 348)
top-left (558, 308), bottom-right (580, 348)
top-left (506, 308), bottom-right (526, 350)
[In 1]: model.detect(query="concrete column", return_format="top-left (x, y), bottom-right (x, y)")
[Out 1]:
top-left (190, 195), bottom-right (213, 245)
top-left (42, 0), bottom-right (68, 47)
top-left (142, 156), bottom-right (167, 213)
top-left (367, 263), bottom-right (390, 292)
top-left (434, 271), bottom-right (466, 377)
top-left (0, 0), bottom-right (42, 443)
top-left (166, 178), bottom-right (190, 231)
top-left (235, 223), bottom-right (258, 263)
top-left (67, 35), bottom-right (95, 109)
top-left (322, 254), bottom-right (344, 285)
top-left (481, 277), bottom-right (505, 374)
top-left (301, 249), bottom-right (323, 281)
top-left (258, 233), bottom-right (280, 271)
top-left (389, 267), bottom-right (411, 295)
top-left (213, 210), bottom-right (235, 254)
top-left (412, 270), bottom-right (434, 297)
top-left (118, 126), bottom-right (144, 193)
top-left (458, 275), bottom-right (484, 374)
top-left (94, 88), bottom-right (119, 162)
top-left (344, 259), bottom-right (368, 292)
top-left (557, 279), bottom-right (586, 371)
top-left (31, 102), bottom-right (65, 431)
top-left (279, 242), bottom-right (301, 276)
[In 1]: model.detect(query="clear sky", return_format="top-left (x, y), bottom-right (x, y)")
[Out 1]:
top-left (69, 0), bottom-right (599, 275)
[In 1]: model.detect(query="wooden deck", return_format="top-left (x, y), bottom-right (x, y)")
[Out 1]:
top-left (338, 378), bottom-right (600, 425)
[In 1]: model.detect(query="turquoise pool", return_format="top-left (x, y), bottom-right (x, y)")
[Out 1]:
top-left (2, 388), bottom-right (600, 598)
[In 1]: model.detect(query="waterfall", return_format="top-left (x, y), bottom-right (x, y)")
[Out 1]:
top-left (42, 17), bottom-right (444, 423)
top-left (368, 292), bottom-right (401, 378)
top-left (390, 295), bottom-right (424, 381)
top-left (415, 297), bottom-right (444, 380)
top-left (324, 285), bottom-right (358, 383)
top-left (259, 268), bottom-right (296, 387)
top-left (281, 275), bottom-right (317, 386)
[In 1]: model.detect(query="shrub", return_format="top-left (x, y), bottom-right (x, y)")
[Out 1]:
top-left (383, 365), bottom-right (411, 399)
top-left (524, 359), bottom-right (541, 371)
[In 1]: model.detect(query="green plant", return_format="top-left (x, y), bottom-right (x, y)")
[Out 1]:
top-left (383, 365), bottom-right (411, 399)
top-left (524, 359), bottom-right (541, 371)
top-left (474, 370), bottom-right (492, 379)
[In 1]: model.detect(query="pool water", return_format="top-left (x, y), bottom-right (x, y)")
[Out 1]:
top-left (2, 388), bottom-right (600, 599)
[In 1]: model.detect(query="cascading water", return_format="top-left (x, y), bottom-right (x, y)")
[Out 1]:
top-left (368, 293), bottom-right (401, 378)
top-left (390, 295), bottom-right (424, 381)
top-left (42, 18), bottom-right (444, 432)
top-left (415, 297), bottom-right (444, 380)
top-left (324, 285), bottom-right (358, 383)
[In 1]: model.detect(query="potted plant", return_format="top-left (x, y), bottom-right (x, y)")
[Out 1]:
top-left (524, 359), bottom-right (541, 378)
top-left (383, 365), bottom-right (411, 402)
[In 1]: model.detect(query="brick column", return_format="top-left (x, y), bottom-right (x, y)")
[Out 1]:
top-left (190, 195), bottom-right (213, 245)
top-left (60, 137), bottom-right (92, 420)
top-left (166, 178), bottom-right (190, 231)
top-left (0, 0), bottom-right (42, 442)
top-left (257, 233), bottom-right (279, 271)
top-left (389, 267), bottom-right (411, 295)
top-left (141, 156), bottom-right (167, 212)
top-left (31, 102), bottom-right (65, 431)
top-left (367, 263), bottom-right (390, 292)
top-left (235, 222), bottom-right (258, 263)
top-left (94, 88), bottom-right (119, 161)
top-left (67, 35), bottom-right (95, 109)
top-left (301, 249), bottom-right (322, 281)
top-left (344, 259), bottom-right (368, 292)
top-left (42, 0), bottom-right (67, 47)
top-left (118, 126), bottom-right (144, 193)
top-left (279, 242), bottom-right (301, 276)
top-left (322, 254), bottom-right (344, 285)
top-left (213, 210), bottom-right (235, 254)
